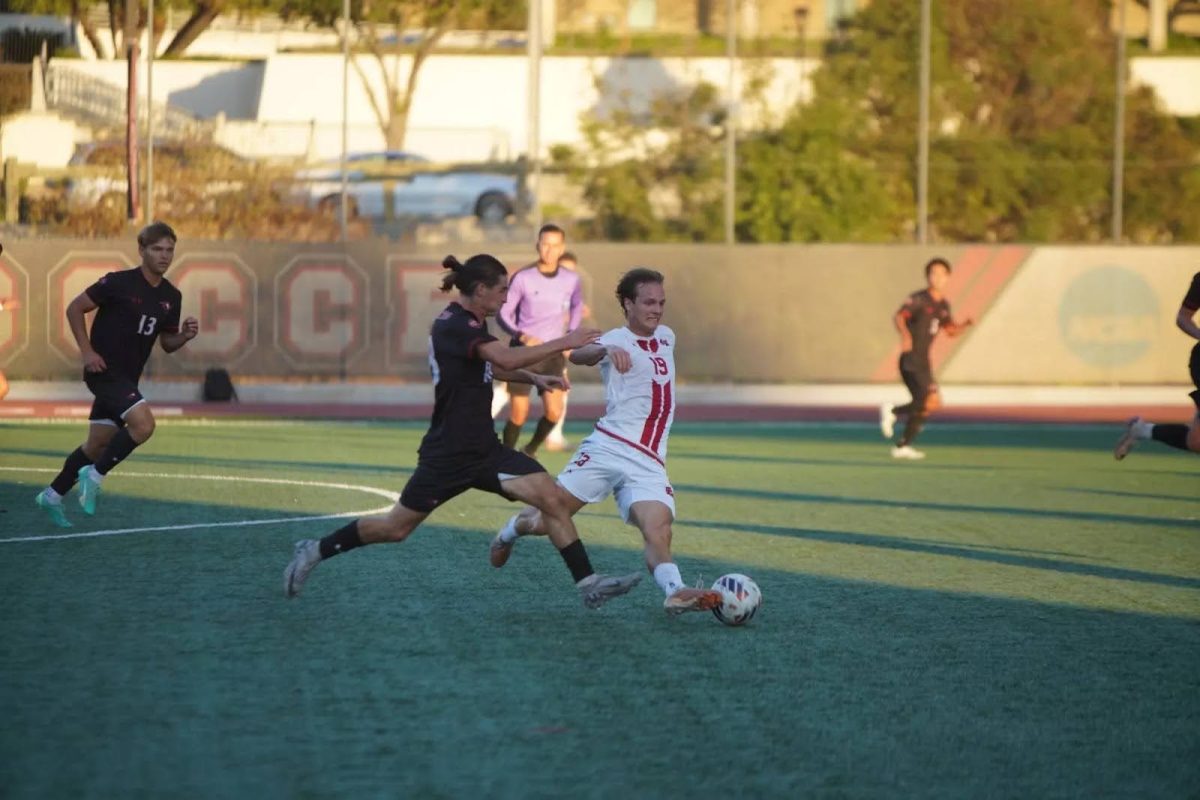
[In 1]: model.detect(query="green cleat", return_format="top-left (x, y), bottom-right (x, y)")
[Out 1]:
top-left (35, 491), bottom-right (72, 528)
top-left (77, 465), bottom-right (102, 515)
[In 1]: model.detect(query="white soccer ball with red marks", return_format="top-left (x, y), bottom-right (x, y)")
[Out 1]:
top-left (711, 573), bottom-right (762, 626)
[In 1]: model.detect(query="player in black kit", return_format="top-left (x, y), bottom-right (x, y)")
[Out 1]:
top-left (284, 253), bottom-right (643, 609)
top-left (879, 257), bottom-right (973, 459)
top-left (35, 223), bottom-right (199, 527)
top-left (1113, 270), bottom-right (1200, 459)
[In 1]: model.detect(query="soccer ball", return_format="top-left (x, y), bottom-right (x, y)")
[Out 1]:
top-left (711, 573), bottom-right (762, 626)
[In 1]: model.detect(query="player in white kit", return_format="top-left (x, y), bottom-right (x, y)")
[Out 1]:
top-left (489, 268), bottom-right (723, 615)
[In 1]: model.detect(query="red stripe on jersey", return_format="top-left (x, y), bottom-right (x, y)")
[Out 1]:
top-left (595, 425), bottom-right (666, 466)
top-left (649, 381), bottom-right (672, 452)
top-left (640, 381), bottom-right (663, 447)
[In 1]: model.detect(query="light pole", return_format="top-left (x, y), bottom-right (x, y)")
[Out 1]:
top-left (724, 0), bottom-right (737, 245)
top-left (1112, 0), bottom-right (1127, 243)
top-left (916, 0), bottom-right (930, 244)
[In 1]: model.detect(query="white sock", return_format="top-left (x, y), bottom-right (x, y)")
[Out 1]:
top-left (1133, 420), bottom-right (1155, 439)
top-left (497, 515), bottom-right (521, 544)
top-left (85, 465), bottom-right (105, 483)
top-left (42, 487), bottom-right (63, 503)
top-left (653, 562), bottom-right (684, 597)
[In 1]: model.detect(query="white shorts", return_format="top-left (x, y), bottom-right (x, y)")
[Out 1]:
top-left (556, 434), bottom-right (675, 524)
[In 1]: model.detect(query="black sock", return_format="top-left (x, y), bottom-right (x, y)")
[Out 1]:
top-left (502, 422), bottom-right (522, 449)
top-left (95, 429), bottom-right (140, 476)
top-left (522, 417), bottom-right (556, 455)
top-left (558, 539), bottom-right (594, 584)
top-left (898, 413), bottom-right (927, 447)
top-left (893, 402), bottom-right (914, 416)
top-left (319, 520), bottom-right (364, 560)
top-left (1151, 424), bottom-right (1190, 451)
top-left (50, 447), bottom-right (94, 495)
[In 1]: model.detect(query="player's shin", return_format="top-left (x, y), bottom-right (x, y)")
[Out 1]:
top-left (50, 447), bottom-right (94, 495)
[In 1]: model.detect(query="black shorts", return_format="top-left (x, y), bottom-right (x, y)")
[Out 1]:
top-left (508, 353), bottom-right (567, 398)
top-left (899, 353), bottom-right (937, 409)
top-left (399, 445), bottom-right (545, 513)
top-left (85, 372), bottom-right (145, 426)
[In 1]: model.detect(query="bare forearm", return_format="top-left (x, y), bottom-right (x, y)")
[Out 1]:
top-left (67, 308), bottom-right (93, 354)
top-left (159, 333), bottom-right (190, 352)
top-left (1178, 310), bottom-right (1200, 341)
top-left (569, 344), bottom-right (607, 366)
top-left (494, 368), bottom-right (535, 384)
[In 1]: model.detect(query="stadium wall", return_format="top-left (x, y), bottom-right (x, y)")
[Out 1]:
top-left (0, 240), bottom-right (1195, 385)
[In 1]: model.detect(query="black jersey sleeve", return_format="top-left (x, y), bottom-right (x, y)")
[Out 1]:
top-left (897, 292), bottom-right (919, 317)
top-left (161, 286), bottom-right (182, 334)
top-left (1182, 272), bottom-right (1200, 312)
top-left (84, 272), bottom-right (122, 307)
top-left (436, 310), bottom-right (497, 360)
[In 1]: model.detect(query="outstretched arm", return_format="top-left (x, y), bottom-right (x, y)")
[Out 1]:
top-left (478, 326), bottom-right (600, 372)
top-left (570, 343), bottom-right (632, 373)
top-left (945, 317), bottom-right (974, 337)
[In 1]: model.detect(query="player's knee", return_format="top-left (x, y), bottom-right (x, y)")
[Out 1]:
top-left (128, 415), bottom-right (156, 442)
top-left (1186, 425), bottom-right (1200, 453)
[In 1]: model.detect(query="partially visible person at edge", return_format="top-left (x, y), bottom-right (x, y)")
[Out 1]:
top-left (0, 241), bottom-right (15, 401)
top-left (35, 222), bottom-right (199, 527)
top-left (879, 257), bottom-right (973, 460)
top-left (1114, 270), bottom-right (1200, 459)
top-left (494, 224), bottom-right (584, 457)
top-left (283, 253), bottom-right (642, 609)
top-left (489, 268), bottom-right (724, 616)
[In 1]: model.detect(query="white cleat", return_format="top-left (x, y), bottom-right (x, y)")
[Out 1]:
top-left (891, 445), bottom-right (926, 460)
top-left (284, 539), bottom-right (322, 598)
top-left (879, 404), bottom-right (896, 439)
top-left (490, 515), bottom-right (519, 568)
top-left (577, 572), bottom-right (643, 609)
top-left (1113, 416), bottom-right (1141, 461)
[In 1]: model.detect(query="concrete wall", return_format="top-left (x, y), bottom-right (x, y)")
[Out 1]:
top-left (0, 241), bottom-right (1194, 386)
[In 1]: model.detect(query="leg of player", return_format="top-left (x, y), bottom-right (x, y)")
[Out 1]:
top-left (879, 401), bottom-right (897, 440)
top-left (628, 501), bottom-right (722, 615)
top-left (546, 388), bottom-right (569, 451)
top-left (35, 423), bottom-right (115, 527)
top-left (893, 391), bottom-right (935, 460)
top-left (503, 393), bottom-right (531, 449)
top-left (497, 473), bottom-right (641, 609)
top-left (1115, 414), bottom-right (1200, 459)
top-left (284, 502), bottom-right (429, 598)
top-left (490, 502), bottom-right (553, 568)
top-left (0, 370), bottom-right (8, 401)
top-left (522, 388), bottom-right (564, 457)
top-left (77, 404), bottom-right (156, 515)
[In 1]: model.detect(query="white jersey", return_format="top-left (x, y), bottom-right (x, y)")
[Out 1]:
top-left (589, 324), bottom-right (676, 464)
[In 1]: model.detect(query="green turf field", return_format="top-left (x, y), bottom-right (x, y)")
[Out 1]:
top-left (1, 419), bottom-right (1197, 798)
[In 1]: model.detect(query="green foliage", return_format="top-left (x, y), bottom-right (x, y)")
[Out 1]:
top-left (562, 0), bottom-right (1200, 243)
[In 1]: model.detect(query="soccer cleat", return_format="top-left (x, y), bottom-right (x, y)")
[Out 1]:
top-left (35, 491), bottom-right (72, 528)
top-left (489, 515), bottom-right (519, 568)
top-left (284, 539), bottom-right (322, 598)
top-left (1113, 416), bottom-right (1142, 461)
top-left (879, 403), bottom-right (896, 439)
top-left (663, 587), bottom-right (724, 615)
top-left (76, 466), bottom-right (101, 515)
top-left (891, 445), bottom-right (926, 460)
top-left (577, 572), bottom-right (643, 609)
top-left (545, 436), bottom-right (570, 452)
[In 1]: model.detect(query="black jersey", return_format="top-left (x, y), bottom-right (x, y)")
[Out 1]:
top-left (418, 302), bottom-right (500, 459)
top-left (1183, 272), bottom-right (1200, 313)
top-left (898, 289), bottom-right (952, 361)
top-left (85, 268), bottom-right (182, 382)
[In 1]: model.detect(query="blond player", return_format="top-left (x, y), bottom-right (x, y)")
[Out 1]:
top-left (489, 268), bottom-right (722, 615)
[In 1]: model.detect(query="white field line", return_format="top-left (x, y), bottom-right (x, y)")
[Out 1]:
top-left (1, 467), bottom-right (398, 544)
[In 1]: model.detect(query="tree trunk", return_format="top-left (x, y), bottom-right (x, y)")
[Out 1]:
top-left (106, 0), bottom-right (121, 53)
top-left (72, 0), bottom-right (107, 59)
top-left (162, 0), bottom-right (226, 58)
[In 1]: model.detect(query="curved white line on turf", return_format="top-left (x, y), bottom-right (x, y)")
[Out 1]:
top-left (0, 466), bottom-right (398, 544)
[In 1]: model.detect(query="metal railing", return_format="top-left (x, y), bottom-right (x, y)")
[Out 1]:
top-left (45, 62), bottom-right (214, 141)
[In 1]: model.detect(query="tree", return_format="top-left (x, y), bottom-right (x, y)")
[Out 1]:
top-left (279, 0), bottom-right (520, 150)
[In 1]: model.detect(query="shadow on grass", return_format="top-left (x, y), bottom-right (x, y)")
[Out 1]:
top-left (678, 517), bottom-right (1200, 590)
top-left (1, 447), bottom-right (415, 478)
top-left (676, 482), bottom-right (1199, 531)
top-left (0, 485), bottom-right (1196, 799)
